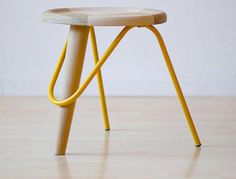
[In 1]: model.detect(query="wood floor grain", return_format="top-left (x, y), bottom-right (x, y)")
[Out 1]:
top-left (0, 97), bottom-right (236, 178)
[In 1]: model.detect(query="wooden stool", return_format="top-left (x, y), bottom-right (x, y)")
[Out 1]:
top-left (43, 7), bottom-right (201, 155)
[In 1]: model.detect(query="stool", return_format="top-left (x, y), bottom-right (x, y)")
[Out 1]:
top-left (43, 7), bottom-right (201, 155)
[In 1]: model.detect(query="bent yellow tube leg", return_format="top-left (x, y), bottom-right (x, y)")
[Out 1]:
top-left (145, 25), bottom-right (201, 147)
top-left (48, 26), bottom-right (133, 107)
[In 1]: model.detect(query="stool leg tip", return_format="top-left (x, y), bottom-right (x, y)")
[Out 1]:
top-left (195, 144), bottom-right (201, 147)
top-left (105, 128), bottom-right (110, 131)
top-left (55, 153), bottom-right (66, 155)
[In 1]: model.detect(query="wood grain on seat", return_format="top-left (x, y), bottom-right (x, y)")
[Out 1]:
top-left (42, 7), bottom-right (167, 26)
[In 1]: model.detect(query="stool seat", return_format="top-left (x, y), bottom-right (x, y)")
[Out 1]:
top-left (43, 7), bottom-right (167, 26)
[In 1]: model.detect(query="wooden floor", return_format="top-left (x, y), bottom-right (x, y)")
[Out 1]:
top-left (0, 97), bottom-right (236, 178)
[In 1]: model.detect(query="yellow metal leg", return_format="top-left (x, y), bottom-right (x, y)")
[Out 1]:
top-left (146, 25), bottom-right (201, 147)
top-left (90, 26), bottom-right (110, 130)
top-left (48, 26), bottom-right (133, 107)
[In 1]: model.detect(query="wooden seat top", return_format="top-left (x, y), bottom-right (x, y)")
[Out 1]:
top-left (43, 7), bottom-right (167, 26)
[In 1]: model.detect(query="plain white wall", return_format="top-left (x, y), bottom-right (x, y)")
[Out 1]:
top-left (0, 0), bottom-right (236, 96)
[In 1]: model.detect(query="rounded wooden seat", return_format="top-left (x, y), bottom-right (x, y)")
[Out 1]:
top-left (43, 7), bottom-right (167, 26)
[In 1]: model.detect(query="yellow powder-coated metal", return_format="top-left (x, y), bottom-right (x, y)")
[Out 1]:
top-left (48, 26), bottom-right (133, 107)
top-left (90, 27), bottom-right (110, 130)
top-left (145, 25), bottom-right (201, 147)
top-left (48, 38), bottom-right (68, 104)
top-left (48, 25), bottom-right (201, 147)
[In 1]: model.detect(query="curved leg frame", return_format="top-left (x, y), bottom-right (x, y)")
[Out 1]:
top-left (146, 26), bottom-right (201, 147)
top-left (50, 25), bottom-right (201, 154)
